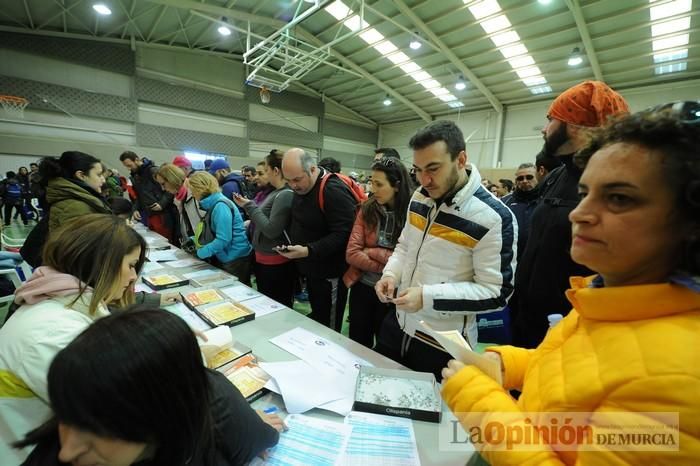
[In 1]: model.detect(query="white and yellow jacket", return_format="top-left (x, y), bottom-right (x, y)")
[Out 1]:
top-left (382, 164), bottom-right (517, 348)
top-left (0, 295), bottom-right (109, 465)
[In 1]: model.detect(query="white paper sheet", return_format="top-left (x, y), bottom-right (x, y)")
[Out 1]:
top-left (242, 295), bottom-right (286, 317)
top-left (135, 283), bottom-right (153, 293)
top-left (249, 414), bottom-right (351, 466)
top-left (183, 269), bottom-right (219, 280)
top-left (260, 360), bottom-right (345, 414)
top-left (199, 326), bottom-right (233, 358)
top-left (164, 258), bottom-right (202, 269)
top-left (164, 302), bottom-right (211, 332)
top-left (141, 261), bottom-right (164, 273)
top-left (147, 250), bottom-right (179, 262)
top-left (419, 320), bottom-right (502, 385)
top-left (342, 412), bottom-right (421, 466)
top-left (220, 284), bottom-right (261, 302)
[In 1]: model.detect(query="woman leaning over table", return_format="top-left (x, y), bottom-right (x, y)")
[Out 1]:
top-left (233, 149), bottom-right (295, 307)
top-left (15, 309), bottom-right (281, 466)
top-left (343, 156), bottom-right (412, 349)
top-left (441, 102), bottom-right (700, 465)
top-left (156, 163), bottom-right (204, 248)
top-left (188, 171), bottom-right (253, 285)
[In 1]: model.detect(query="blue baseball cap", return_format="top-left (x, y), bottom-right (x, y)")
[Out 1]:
top-left (208, 159), bottom-right (230, 175)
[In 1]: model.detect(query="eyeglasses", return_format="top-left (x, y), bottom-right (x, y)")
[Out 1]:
top-left (648, 101), bottom-right (700, 124)
top-left (516, 175), bottom-right (534, 181)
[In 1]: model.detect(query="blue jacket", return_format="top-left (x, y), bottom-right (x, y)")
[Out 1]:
top-left (197, 192), bottom-right (251, 263)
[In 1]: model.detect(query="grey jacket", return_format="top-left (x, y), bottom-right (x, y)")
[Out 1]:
top-left (243, 186), bottom-right (293, 255)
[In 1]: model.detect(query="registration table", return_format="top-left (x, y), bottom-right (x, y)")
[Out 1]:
top-left (135, 225), bottom-right (473, 466)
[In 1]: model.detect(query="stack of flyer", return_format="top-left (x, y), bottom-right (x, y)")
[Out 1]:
top-left (199, 326), bottom-right (253, 369)
top-left (220, 354), bottom-right (271, 402)
top-left (141, 273), bottom-right (189, 290)
top-left (181, 289), bottom-right (255, 327)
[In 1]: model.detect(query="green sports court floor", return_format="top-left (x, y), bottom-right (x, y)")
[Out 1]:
top-left (4, 219), bottom-right (352, 338)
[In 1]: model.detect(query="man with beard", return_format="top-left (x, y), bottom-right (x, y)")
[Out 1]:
top-left (502, 163), bottom-right (538, 261)
top-left (375, 120), bottom-right (517, 378)
top-left (510, 81), bottom-right (629, 348)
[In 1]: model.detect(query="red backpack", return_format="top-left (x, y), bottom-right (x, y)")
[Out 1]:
top-left (318, 172), bottom-right (367, 212)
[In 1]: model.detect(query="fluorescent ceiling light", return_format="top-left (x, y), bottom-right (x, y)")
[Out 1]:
top-left (218, 26), bottom-right (231, 36)
top-left (507, 55), bottom-right (535, 69)
top-left (480, 15), bottom-right (511, 34)
top-left (515, 66), bottom-right (542, 78)
top-left (491, 30), bottom-right (520, 46)
top-left (655, 62), bottom-right (687, 74)
top-left (373, 41), bottom-right (398, 55)
top-left (359, 28), bottom-right (384, 44)
top-left (448, 101), bottom-right (465, 108)
top-left (325, 0), bottom-right (350, 20)
top-left (649, 0), bottom-right (691, 21)
top-left (653, 49), bottom-right (688, 63)
top-left (651, 17), bottom-right (691, 36)
top-left (530, 85), bottom-right (552, 95)
top-left (400, 62), bottom-right (421, 73)
top-left (92, 3), bottom-right (111, 15)
top-left (500, 43), bottom-right (528, 58)
top-left (410, 70), bottom-right (432, 82)
top-left (386, 52), bottom-right (410, 65)
top-left (439, 94), bottom-right (458, 102)
top-left (523, 76), bottom-right (547, 86)
top-left (467, 0), bottom-right (501, 20)
top-left (421, 79), bottom-right (442, 89)
top-left (430, 87), bottom-right (450, 96)
top-left (383, 97), bottom-right (392, 106)
top-left (652, 34), bottom-right (689, 51)
top-left (344, 15), bottom-right (368, 32)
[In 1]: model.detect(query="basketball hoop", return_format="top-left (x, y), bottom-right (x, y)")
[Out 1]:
top-left (0, 95), bottom-right (29, 119)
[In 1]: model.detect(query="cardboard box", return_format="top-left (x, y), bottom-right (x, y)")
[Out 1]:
top-left (352, 366), bottom-right (442, 423)
top-left (142, 274), bottom-right (189, 291)
top-left (206, 340), bottom-right (252, 370)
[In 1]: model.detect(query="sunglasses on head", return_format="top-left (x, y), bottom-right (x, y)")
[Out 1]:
top-left (516, 174), bottom-right (534, 181)
top-left (648, 101), bottom-right (700, 124)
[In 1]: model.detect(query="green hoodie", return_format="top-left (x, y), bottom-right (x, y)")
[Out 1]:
top-left (45, 177), bottom-right (111, 231)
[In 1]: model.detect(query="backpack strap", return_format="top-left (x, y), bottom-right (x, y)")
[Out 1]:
top-left (318, 173), bottom-right (331, 212)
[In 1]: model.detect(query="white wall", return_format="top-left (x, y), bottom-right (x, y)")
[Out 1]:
top-left (379, 79), bottom-right (700, 170)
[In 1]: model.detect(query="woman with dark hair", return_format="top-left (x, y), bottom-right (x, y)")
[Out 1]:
top-left (233, 150), bottom-right (295, 307)
top-left (39, 151), bottom-right (111, 232)
top-left (343, 156), bottom-right (412, 348)
top-left (15, 309), bottom-right (280, 466)
top-left (441, 102), bottom-right (700, 464)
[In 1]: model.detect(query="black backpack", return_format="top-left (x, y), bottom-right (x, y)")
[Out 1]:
top-left (20, 213), bottom-right (49, 267)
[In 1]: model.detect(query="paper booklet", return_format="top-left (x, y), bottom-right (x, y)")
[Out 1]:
top-left (198, 326), bottom-right (252, 369)
top-left (141, 274), bottom-right (189, 291)
top-left (419, 320), bottom-right (503, 385)
top-left (182, 289), bottom-right (255, 327)
top-left (220, 354), bottom-right (271, 402)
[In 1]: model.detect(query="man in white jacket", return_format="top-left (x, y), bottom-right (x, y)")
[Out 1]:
top-left (375, 120), bottom-right (517, 378)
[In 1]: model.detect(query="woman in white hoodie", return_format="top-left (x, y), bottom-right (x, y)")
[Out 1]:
top-left (0, 214), bottom-right (146, 464)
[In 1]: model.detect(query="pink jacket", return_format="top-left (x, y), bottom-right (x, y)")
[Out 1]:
top-left (343, 210), bottom-right (394, 288)
top-left (14, 266), bottom-right (85, 305)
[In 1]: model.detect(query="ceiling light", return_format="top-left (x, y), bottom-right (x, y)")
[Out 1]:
top-left (652, 34), bottom-right (689, 51)
top-left (409, 32), bottom-right (422, 50)
top-left (480, 15), bottom-right (511, 34)
top-left (523, 76), bottom-right (547, 86)
top-left (516, 66), bottom-right (542, 78)
top-left (359, 28), bottom-right (384, 44)
top-left (409, 70), bottom-right (431, 82)
top-left (92, 3), bottom-right (111, 15)
top-left (455, 76), bottom-right (466, 91)
top-left (344, 15), bottom-right (368, 32)
top-left (649, 0), bottom-right (691, 21)
top-left (500, 43), bottom-right (528, 58)
top-left (467, 0), bottom-right (501, 20)
top-left (439, 94), bottom-right (458, 102)
top-left (400, 62), bottom-right (421, 73)
top-left (421, 79), bottom-right (442, 89)
top-left (218, 25), bottom-right (231, 36)
top-left (386, 52), bottom-right (410, 65)
top-left (383, 95), bottom-right (392, 106)
top-left (651, 17), bottom-right (690, 36)
top-left (538, 0), bottom-right (552, 4)
top-left (491, 30), bottom-right (520, 46)
top-left (448, 101), bottom-right (465, 108)
top-left (430, 87), bottom-right (450, 96)
top-left (507, 55), bottom-right (535, 69)
top-left (325, 0), bottom-right (350, 20)
top-left (568, 47), bottom-right (583, 66)
top-left (530, 85), bottom-right (552, 95)
top-left (373, 41), bottom-right (398, 55)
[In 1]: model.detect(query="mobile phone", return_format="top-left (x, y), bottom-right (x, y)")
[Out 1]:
top-left (274, 245), bottom-right (290, 253)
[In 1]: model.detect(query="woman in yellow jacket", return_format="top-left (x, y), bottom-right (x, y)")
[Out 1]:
top-left (441, 102), bottom-right (700, 465)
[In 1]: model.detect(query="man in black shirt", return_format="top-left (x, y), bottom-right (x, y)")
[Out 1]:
top-left (279, 148), bottom-right (357, 332)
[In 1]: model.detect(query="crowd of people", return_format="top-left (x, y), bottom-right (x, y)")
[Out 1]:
top-left (0, 80), bottom-right (698, 465)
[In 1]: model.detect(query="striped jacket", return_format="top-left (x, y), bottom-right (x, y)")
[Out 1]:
top-left (382, 164), bottom-right (517, 348)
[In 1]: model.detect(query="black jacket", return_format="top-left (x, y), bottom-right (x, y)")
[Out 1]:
top-left (20, 370), bottom-right (279, 466)
top-left (502, 187), bottom-right (540, 261)
top-left (510, 155), bottom-right (592, 348)
top-left (130, 158), bottom-right (173, 214)
top-left (289, 168), bottom-right (357, 279)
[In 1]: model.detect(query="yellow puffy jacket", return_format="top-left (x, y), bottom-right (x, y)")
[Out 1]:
top-left (442, 276), bottom-right (700, 465)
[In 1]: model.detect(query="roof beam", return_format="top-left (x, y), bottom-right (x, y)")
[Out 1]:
top-left (292, 81), bottom-right (377, 126)
top-left (22, 0), bottom-right (34, 29)
top-left (392, 0), bottom-right (502, 113)
top-left (564, 0), bottom-right (603, 81)
top-left (141, 0), bottom-right (284, 28)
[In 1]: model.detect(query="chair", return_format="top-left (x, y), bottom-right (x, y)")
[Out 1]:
top-left (1, 231), bottom-right (25, 253)
top-left (0, 294), bottom-right (13, 327)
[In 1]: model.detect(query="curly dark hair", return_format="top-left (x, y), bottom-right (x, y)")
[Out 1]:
top-left (582, 101), bottom-right (700, 275)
